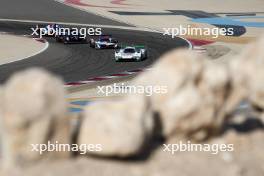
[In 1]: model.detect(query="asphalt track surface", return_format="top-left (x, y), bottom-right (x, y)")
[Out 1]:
top-left (0, 0), bottom-right (189, 83)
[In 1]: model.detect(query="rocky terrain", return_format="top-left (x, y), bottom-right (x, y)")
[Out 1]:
top-left (0, 36), bottom-right (264, 176)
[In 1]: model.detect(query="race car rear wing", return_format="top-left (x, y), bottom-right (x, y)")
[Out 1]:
top-left (120, 45), bottom-right (146, 49)
top-left (135, 45), bottom-right (145, 49)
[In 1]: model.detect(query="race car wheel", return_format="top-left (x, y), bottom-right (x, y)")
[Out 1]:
top-left (95, 44), bottom-right (100, 49)
top-left (90, 44), bottom-right (95, 48)
top-left (89, 40), bottom-right (95, 48)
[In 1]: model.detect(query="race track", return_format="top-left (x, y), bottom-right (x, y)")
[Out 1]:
top-left (0, 0), bottom-right (189, 83)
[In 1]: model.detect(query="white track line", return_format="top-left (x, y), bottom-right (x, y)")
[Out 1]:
top-left (10, 38), bottom-right (49, 64)
top-left (193, 46), bottom-right (207, 53)
top-left (0, 18), bottom-right (154, 32)
top-left (0, 32), bottom-right (49, 65)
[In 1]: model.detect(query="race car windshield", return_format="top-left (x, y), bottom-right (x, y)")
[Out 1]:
top-left (99, 38), bottom-right (110, 42)
top-left (124, 48), bottom-right (135, 53)
top-left (110, 39), bottom-right (117, 43)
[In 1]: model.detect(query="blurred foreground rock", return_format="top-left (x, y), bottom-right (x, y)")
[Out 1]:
top-left (0, 36), bottom-right (264, 176)
top-left (231, 36), bottom-right (264, 112)
top-left (0, 68), bottom-right (71, 169)
top-left (79, 94), bottom-right (153, 157)
top-left (133, 50), bottom-right (232, 141)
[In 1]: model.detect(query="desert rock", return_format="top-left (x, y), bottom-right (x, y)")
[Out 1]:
top-left (0, 68), bottom-right (70, 168)
top-left (79, 94), bottom-right (153, 157)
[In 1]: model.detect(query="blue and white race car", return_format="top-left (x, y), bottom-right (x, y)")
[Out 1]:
top-left (114, 45), bottom-right (147, 61)
top-left (90, 35), bottom-right (119, 49)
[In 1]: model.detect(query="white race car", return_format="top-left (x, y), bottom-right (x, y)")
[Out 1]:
top-left (114, 45), bottom-right (147, 62)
